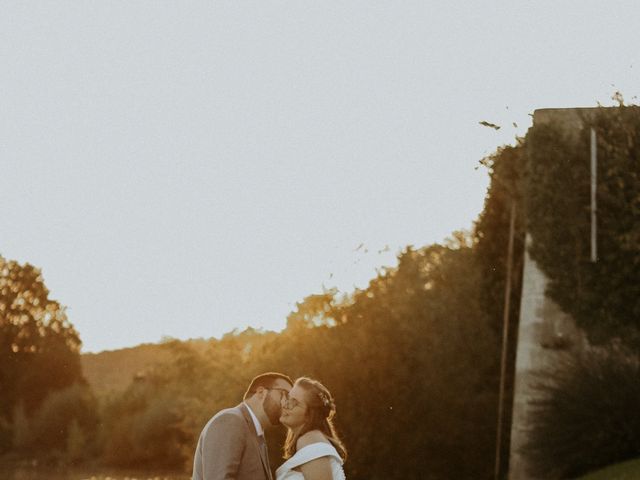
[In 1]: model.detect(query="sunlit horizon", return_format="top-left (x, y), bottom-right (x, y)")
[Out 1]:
top-left (3, 1), bottom-right (639, 353)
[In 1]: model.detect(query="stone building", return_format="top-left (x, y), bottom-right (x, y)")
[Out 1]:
top-left (507, 108), bottom-right (596, 479)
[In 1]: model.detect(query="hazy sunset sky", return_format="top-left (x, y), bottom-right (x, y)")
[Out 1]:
top-left (2, 2), bottom-right (639, 352)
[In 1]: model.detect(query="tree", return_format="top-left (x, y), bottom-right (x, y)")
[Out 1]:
top-left (0, 255), bottom-right (83, 451)
top-left (473, 144), bottom-right (527, 477)
top-left (267, 242), bottom-right (500, 479)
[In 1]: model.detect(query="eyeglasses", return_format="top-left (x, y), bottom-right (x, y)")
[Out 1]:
top-left (282, 397), bottom-right (303, 410)
top-left (266, 387), bottom-right (290, 401)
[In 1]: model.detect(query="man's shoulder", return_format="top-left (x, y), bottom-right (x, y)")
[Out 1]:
top-left (214, 405), bottom-right (245, 419)
top-left (198, 405), bottom-right (249, 446)
top-left (205, 405), bottom-right (247, 429)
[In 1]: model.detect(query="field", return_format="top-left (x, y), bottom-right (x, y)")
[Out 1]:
top-left (578, 458), bottom-right (640, 480)
top-left (2, 465), bottom-right (190, 480)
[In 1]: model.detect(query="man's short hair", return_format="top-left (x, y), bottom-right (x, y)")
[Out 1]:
top-left (243, 372), bottom-right (293, 400)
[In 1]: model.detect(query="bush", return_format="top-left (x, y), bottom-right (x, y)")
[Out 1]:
top-left (525, 344), bottom-right (640, 479)
top-left (20, 384), bottom-right (99, 461)
top-left (100, 386), bottom-right (191, 470)
top-left (577, 457), bottom-right (640, 479)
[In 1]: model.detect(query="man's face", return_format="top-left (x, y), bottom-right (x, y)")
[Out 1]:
top-left (262, 378), bottom-right (292, 426)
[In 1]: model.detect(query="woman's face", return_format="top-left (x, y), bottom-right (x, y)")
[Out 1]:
top-left (279, 384), bottom-right (308, 429)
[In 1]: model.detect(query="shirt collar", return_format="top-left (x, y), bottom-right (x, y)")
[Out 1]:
top-left (243, 401), bottom-right (264, 437)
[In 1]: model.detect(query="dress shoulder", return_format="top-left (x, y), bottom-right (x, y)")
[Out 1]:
top-left (276, 442), bottom-right (345, 480)
top-left (276, 443), bottom-right (346, 480)
top-left (282, 442), bottom-right (343, 470)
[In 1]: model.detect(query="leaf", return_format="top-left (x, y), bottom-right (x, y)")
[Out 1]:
top-left (479, 120), bottom-right (501, 130)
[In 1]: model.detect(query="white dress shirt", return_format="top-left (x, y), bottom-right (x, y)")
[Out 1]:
top-left (244, 401), bottom-right (264, 437)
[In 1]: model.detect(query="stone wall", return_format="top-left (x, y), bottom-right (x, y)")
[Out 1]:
top-left (507, 107), bottom-right (595, 479)
top-left (508, 235), bottom-right (585, 479)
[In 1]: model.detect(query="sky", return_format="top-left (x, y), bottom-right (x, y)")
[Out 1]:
top-left (2, 2), bottom-right (640, 353)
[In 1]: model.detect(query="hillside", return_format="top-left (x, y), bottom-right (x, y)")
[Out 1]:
top-left (81, 339), bottom-right (209, 396)
top-left (81, 343), bottom-right (173, 396)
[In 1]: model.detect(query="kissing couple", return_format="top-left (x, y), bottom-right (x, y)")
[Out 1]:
top-left (192, 372), bottom-right (347, 480)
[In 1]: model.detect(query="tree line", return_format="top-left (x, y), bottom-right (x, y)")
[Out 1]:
top-left (1, 199), bottom-right (515, 479)
top-left (7, 106), bottom-right (639, 478)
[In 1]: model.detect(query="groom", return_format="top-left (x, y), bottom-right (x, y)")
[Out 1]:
top-left (192, 372), bottom-right (293, 480)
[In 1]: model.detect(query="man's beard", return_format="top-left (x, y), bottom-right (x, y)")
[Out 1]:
top-left (263, 395), bottom-right (282, 426)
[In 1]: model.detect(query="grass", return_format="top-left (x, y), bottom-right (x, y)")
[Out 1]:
top-left (0, 460), bottom-right (189, 480)
top-left (3, 469), bottom-right (189, 480)
top-left (577, 458), bottom-right (640, 480)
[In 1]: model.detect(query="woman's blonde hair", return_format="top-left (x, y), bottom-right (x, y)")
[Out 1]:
top-left (283, 377), bottom-right (347, 462)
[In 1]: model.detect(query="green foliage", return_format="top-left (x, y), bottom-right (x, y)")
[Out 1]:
top-left (3, 132), bottom-right (530, 477)
top-left (88, 240), bottom-right (502, 479)
top-left (99, 342), bottom-right (218, 470)
top-left (577, 457), bottom-right (640, 480)
top-left (326, 244), bottom-right (499, 479)
top-left (474, 144), bottom-right (526, 334)
top-left (286, 290), bottom-right (341, 330)
top-left (65, 419), bottom-right (86, 463)
top-left (524, 106), bottom-right (640, 348)
top-left (0, 255), bottom-right (84, 452)
top-left (11, 404), bottom-right (30, 451)
top-left (81, 342), bottom-right (188, 396)
top-left (473, 144), bottom-right (526, 477)
top-left (17, 384), bottom-right (99, 455)
top-left (524, 345), bottom-right (640, 479)
top-left (101, 392), bottom-right (190, 469)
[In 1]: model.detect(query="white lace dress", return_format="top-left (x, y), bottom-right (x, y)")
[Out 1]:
top-left (275, 442), bottom-right (346, 480)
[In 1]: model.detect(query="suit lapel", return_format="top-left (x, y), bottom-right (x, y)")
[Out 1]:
top-left (239, 403), bottom-right (273, 480)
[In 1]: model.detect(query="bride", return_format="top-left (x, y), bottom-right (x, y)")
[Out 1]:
top-left (275, 377), bottom-right (347, 480)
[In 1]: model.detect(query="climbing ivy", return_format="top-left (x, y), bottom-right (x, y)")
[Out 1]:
top-left (523, 106), bottom-right (640, 348)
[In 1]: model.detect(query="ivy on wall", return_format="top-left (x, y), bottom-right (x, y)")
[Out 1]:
top-left (523, 106), bottom-right (640, 348)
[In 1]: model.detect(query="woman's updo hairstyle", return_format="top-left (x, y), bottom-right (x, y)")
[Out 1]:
top-left (283, 377), bottom-right (347, 462)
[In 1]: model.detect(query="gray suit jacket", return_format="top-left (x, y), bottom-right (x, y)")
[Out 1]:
top-left (192, 403), bottom-right (272, 480)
